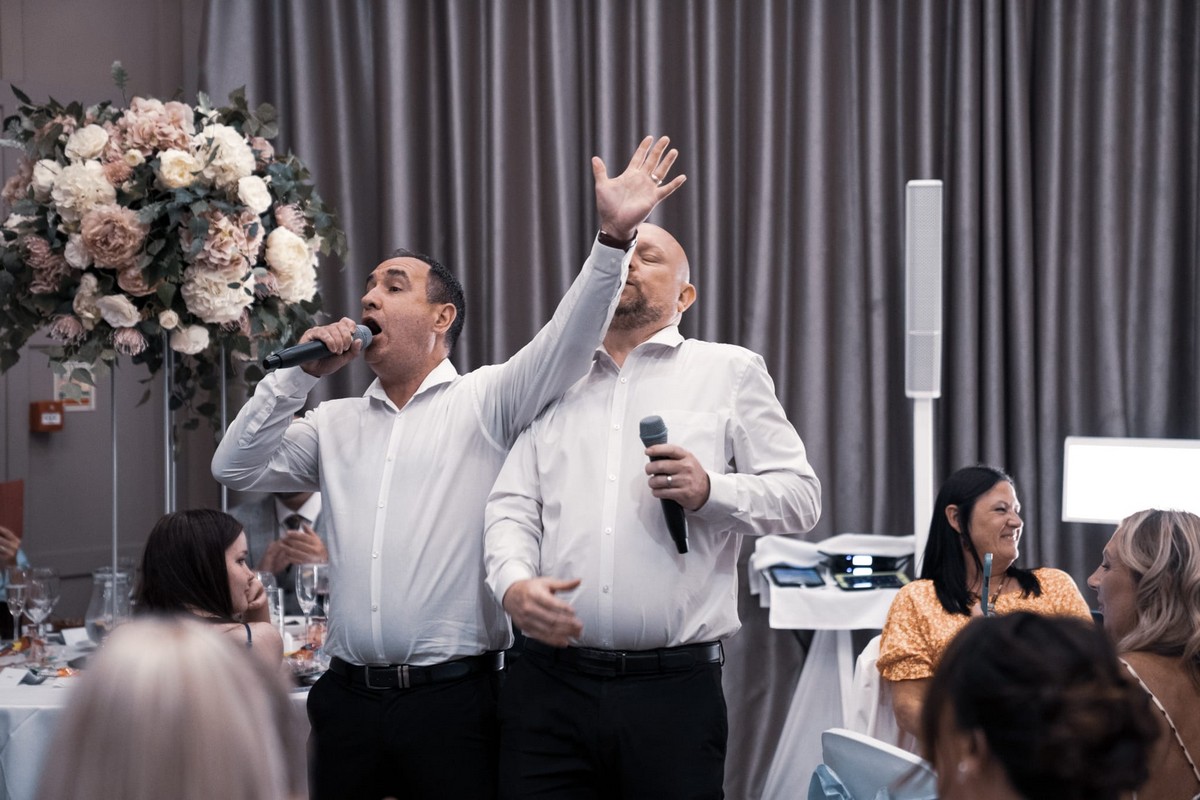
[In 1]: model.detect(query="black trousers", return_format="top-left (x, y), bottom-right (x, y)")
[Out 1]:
top-left (498, 649), bottom-right (727, 799)
top-left (307, 666), bottom-right (500, 800)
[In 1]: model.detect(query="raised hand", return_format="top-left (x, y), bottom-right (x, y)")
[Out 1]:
top-left (592, 136), bottom-right (687, 241)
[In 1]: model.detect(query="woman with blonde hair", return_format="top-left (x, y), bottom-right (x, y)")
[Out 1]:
top-left (1088, 508), bottom-right (1200, 800)
top-left (36, 615), bottom-right (304, 800)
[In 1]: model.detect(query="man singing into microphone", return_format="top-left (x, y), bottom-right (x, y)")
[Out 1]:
top-left (485, 223), bottom-right (822, 798)
top-left (212, 137), bottom-right (685, 800)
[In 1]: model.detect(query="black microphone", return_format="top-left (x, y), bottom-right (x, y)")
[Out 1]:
top-left (262, 324), bottom-right (373, 370)
top-left (639, 415), bottom-right (689, 554)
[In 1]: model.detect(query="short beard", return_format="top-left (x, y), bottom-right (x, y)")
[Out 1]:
top-left (609, 296), bottom-right (669, 332)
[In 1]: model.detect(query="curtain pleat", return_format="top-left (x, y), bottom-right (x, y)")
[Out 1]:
top-left (199, 2), bottom-right (1200, 795)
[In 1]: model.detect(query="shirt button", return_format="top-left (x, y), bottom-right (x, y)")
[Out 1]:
top-left (619, 377), bottom-right (628, 383)
top-left (372, 552), bottom-right (379, 559)
top-left (371, 604), bottom-right (379, 612)
top-left (378, 502), bottom-right (385, 508)
top-left (604, 527), bottom-right (612, 534)
top-left (608, 475), bottom-right (616, 481)
top-left (612, 424), bottom-right (621, 430)
top-left (602, 585), bottom-right (610, 593)
top-left (387, 455), bottom-right (394, 462)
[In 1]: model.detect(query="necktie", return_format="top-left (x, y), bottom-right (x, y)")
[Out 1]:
top-left (283, 514), bottom-right (305, 531)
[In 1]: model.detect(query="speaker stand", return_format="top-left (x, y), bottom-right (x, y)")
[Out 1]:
top-left (912, 397), bottom-right (935, 576)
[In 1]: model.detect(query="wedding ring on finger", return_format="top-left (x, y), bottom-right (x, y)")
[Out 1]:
top-left (651, 173), bottom-right (662, 184)
top-left (666, 474), bottom-right (673, 486)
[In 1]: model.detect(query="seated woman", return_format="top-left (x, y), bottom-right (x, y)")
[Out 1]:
top-left (38, 616), bottom-right (303, 800)
top-left (1088, 509), bottom-right (1200, 800)
top-left (921, 612), bottom-right (1157, 800)
top-left (878, 465), bottom-right (1092, 736)
top-left (136, 509), bottom-right (283, 670)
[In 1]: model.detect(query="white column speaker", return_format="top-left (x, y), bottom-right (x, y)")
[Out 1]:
top-left (904, 180), bottom-right (943, 399)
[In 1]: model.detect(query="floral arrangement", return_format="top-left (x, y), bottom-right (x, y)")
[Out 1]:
top-left (0, 63), bottom-right (346, 428)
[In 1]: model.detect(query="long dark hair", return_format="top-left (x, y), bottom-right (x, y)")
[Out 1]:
top-left (136, 509), bottom-right (243, 620)
top-left (921, 613), bottom-right (1157, 800)
top-left (920, 465), bottom-right (1041, 615)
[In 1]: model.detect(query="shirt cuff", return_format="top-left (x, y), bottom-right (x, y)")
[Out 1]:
top-left (491, 561), bottom-right (539, 607)
top-left (269, 365), bottom-right (321, 397)
top-left (691, 471), bottom-right (740, 524)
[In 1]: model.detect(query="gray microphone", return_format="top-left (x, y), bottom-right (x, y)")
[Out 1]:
top-left (262, 324), bottom-right (373, 370)
top-left (639, 415), bottom-right (689, 554)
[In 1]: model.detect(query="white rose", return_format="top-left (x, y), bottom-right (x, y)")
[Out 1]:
top-left (156, 149), bottom-right (201, 190)
top-left (95, 294), bottom-right (141, 328)
top-left (237, 175), bottom-right (273, 215)
top-left (123, 149), bottom-right (146, 167)
top-left (169, 324), bottom-right (210, 355)
top-left (193, 124), bottom-right (255, 189)
top-left (50, 161), bottom-right (117, 222)
top-left (31, 159), bottom-right (62, 202)
top-left (64, 124), bottom-right (110, 161)
top-left (65, 233), bottom-right (92, 269)
top-left (158, 309), bottom-right (180, 330)
top-left (264, 227), bottom-right (310, 273)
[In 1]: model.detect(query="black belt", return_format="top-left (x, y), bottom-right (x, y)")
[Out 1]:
top-left (522, 638), bottom-right (722, 677)
top-left (328, 652), bottom-right (504, 690)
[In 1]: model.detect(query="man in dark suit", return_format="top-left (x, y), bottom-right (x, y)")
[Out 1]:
top-left (229, 490), bottom-right (328, 615)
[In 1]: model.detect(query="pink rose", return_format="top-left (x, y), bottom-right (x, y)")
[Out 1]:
top-left (81, 205), bottom-right (147, 270)
top-left (48, 315), bottom-right (87, 345)
top-left (116, 265), bottom-right (161, 297)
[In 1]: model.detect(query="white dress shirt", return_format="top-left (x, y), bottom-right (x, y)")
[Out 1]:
top-left (485, 326), bottom-right (822, 650)
top-left (275, 493), bottom-right (322, 535)
top-left (212, 239), bottom-right (630, 666)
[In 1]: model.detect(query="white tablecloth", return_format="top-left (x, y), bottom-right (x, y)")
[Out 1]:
top-left (749, 534), bottom-right (906, 800)
top-left (0, 679), bottom-right (310, 800)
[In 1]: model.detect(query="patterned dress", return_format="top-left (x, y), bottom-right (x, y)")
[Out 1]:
top-left (877, 568), bottom-right (1092, 681)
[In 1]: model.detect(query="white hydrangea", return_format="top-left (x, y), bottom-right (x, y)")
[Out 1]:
top-left (180, 264), bottom-right (255, 324)
top-left (50, 161), bottom-right (117, 223)
top-left (192, 124), bottom-right (255, 189)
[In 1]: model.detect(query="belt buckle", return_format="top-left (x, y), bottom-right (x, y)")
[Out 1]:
top-left (364, 664), bottom-right (410, 690)
top-left (582, 648), bottom-right (622, 677)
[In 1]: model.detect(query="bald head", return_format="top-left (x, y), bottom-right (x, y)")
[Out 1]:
top-left (609, 223), bottom-right (696, 336)
top-left (636, 223), bottom-right (690, 283)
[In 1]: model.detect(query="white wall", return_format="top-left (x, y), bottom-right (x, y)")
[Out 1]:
top-left (0, 0), bottom-right (218, 620)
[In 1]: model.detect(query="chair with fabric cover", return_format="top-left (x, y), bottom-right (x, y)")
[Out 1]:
top-left (845, 634), bottom-right (919, 755)
top-left (817, 727), bottom-right (936, 800)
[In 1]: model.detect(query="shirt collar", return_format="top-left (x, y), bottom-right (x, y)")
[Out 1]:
top-left (363, 358), bottom-right (460, 410)
top-left (596, 324), bottom-right (685, 363)
top-left (274, 492), bottom-right (321, 526)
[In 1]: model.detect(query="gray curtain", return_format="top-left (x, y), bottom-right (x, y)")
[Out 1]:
top-left (200, 1), bottom-right (1200, 797)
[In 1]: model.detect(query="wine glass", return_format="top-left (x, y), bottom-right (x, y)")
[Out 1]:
top-left (296, 563), bottom-right (319, 641)
top-left (25, 567), bottom-right (60, 665)
top-left (5, 566), bottom-right (28, 643)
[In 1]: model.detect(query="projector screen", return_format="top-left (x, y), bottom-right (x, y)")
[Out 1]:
top-left (1062, 436), bottom-right (1200, 524)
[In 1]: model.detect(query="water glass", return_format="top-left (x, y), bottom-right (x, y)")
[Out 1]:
top-left (256, 571), bottom-right (283, 636)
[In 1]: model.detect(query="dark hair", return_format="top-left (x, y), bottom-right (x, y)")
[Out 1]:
top-left (921, 612), bottom-right (1158, 800)
top-left (390, 248), bottom-right (466, 353)
top-left (920, 465), bottom-right (1042, 615)
top-left (135, 509), bottom-right (244, 620)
